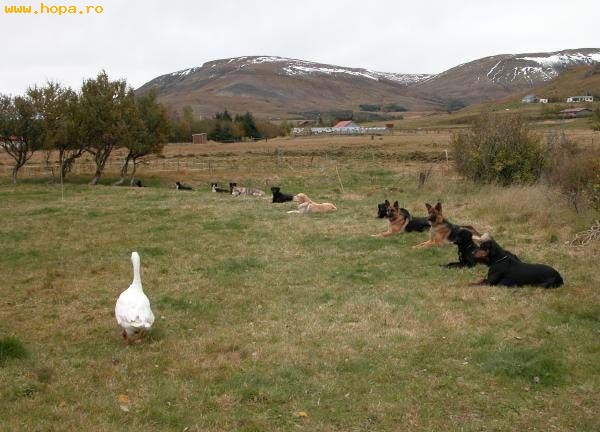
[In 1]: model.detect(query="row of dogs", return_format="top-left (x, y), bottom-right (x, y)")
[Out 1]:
top-left (374, 200), bottom-right (564, 289)
top-left (177, 181), bottom-right (338, 214)
top-left (177, 181), bottom-right (563, 288)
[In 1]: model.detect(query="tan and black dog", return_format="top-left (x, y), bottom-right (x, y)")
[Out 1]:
top-left (372, 200), bottom-right (409, 237)
top-left (413, 202), bottom-right (480, 248)
top-left (372, 200), bottom-right (431, 237)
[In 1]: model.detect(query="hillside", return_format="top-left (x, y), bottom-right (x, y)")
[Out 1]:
top-left (137, 49), bottom-right (600, 119)
top-left (410, 48), bottom-right (600, 105)
top-left (137, 56), bottom-right (437, 119)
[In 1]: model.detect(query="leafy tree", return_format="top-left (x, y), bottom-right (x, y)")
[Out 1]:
top-left (80, 71), bottom-right (136, 185)
top-left (27, 82), bottom-right (83, 180)
top-left (235, 112), bottom-right (260, 139)
top-left (208, 110), bottom-right (236, 142)
top-left (116, 91), bottom-right (169, 185)
top-left (0, 94), bottom-right (42, 183)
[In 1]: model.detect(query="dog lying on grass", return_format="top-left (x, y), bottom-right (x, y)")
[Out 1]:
top-left (271, 187), bottom-right (294, 203)
top-left (175, 181), bottom-right (193, 191)
top-left (413, 202), bottom-right (480, 248)
top-left (372, 200), bottom-right (430, 237)
top-left (287, 193), bottom-right (337, 214)
top-left (229, 182), bottom-right (265, 197)
top-left (444, 229), bottom-right (519, 268)
top-left (211, 182), bottom-right (230, 193)
top-left (471, 234), bottom-right (563, 288)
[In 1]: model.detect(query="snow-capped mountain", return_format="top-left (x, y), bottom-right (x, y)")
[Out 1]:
top-left (412, 48), bottom-right (600, 103)
top-left (138, 49), bottom-right (600, 117)
top-left (138, 56), bottom-right (438, 118)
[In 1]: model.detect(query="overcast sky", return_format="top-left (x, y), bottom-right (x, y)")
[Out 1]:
top-left (1, 0), bottom-right (598, 94)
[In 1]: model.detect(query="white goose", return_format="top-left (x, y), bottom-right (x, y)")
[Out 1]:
top-left (115, 252), bottom-right (155, 344)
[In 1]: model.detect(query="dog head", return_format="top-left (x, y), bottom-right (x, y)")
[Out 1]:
top-left (294, 193), bottom-right (310, 204)
top-left (385, 201), bottom-right (402, 220)
top-left (451, 228), bottom-right (473, 247)
top-left (377, 200), bottom-right (389, 218)
top-left (425, 202), bottom-right (444, 224)
top-left (473, 233), bottom-right (500, 260)
top-left (271, 186), bottom-right (280, 194)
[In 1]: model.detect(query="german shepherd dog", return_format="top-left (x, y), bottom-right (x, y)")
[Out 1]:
top-left (271, 187), bottom-right (294, 203)
top-left (229, 182), bottom-right (265, 197)
top-left (211, 182), bottom-right (230, 193)
top-left (413, 202), bottom-right (480, 248)
top-left (372, 201), bottom-right (430, 237)
top-left (472, 234), bottom-right (563, 288)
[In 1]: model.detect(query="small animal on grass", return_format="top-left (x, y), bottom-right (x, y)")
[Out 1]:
top-left (372, 200), bottom-right (431, 237)
top-left (471, 234), bottom-right (563, 288)
top-left (175, 181), bottom-right (193, 191)
top-left (211, 182), bottom-right (230, 193)
top-left (413, 202), bottom-right (480, 249)
top-left (115, 252), bottom-right (155, 345)
top-left (443, 229), bottom-right (519, 268)
top-left (229, 182), bottom-right (265, 197)
top-left (287, 193), bottom-right (337, 214)
top-left (271, 186), bottom-right (294, 203)
top-left (135, 180), bottom-right (144, 188)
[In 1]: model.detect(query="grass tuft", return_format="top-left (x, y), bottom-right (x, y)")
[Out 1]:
top-left (0, 337), bottom-right (28, 365)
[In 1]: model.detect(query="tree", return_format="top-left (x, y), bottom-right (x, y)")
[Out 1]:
top-left (593, 108), bottom-right (600, 131)
top-left (80, 71), bottom-right (136, 185)
top-left (27, 82), bottom-right (83, 180)
top-left (116, 91), bottom-right (169, 185)
top-left (235, 112), bottom-right (260, 139)
top-left (0, 94), bottom-right (42, 183)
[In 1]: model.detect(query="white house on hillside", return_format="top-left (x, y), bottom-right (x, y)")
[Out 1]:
top-left (567, 95), bottom-right (594, 103)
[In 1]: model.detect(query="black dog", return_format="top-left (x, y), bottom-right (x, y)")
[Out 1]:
top-left (444, 229), bottom-right (484, 268)
top-left (135, 180), bottom-right (143, 187)
top-left (377, 202), bottom-right (387, 218)
top-left (399, 208), bottom-right (431, 233)
top-left (271, 187), bottom-right (294, 203)
top-left (473, 236), bottom-right (563, 288)
top-left (211, 182), bottom-right (230, 193)
top-left (444, 229), bottom-right (519, 268)
top-left (175, 181), bottom-right (193, 191)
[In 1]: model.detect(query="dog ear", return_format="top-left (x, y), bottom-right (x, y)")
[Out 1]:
top-left (435, 202), bottom-right (442, 211)
top-left (425, 203), bottom-right (432, 210)
top-left (393, 201), bottom-right (399, 209)
top-left (384, 199), bottom-right (390, 206)
top-left (480, 233), bottom-right (491, 242)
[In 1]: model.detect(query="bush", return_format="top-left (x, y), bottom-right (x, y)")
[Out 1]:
top-left (359, 104), bottom-right (381, 112)
top-left (544, 132), bottom-right (600, 212)
top-left (0, 336), bottom-right (28, 365)
top-left (451, 113), bottom-right (545, 185)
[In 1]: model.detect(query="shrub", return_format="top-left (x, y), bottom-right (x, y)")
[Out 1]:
top-left (0, 336), bottom-right (28, 365)
top-left (592, 108), bottom-right (600, 131)
top-left (451, 112), bottom-right (545, 185)
top-left (544, 132), bottom-right (600, 212)
top-left (359, 104), bottom-right (381, 112)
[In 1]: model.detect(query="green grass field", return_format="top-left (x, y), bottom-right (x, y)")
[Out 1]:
top-left (0, 135), bottom-right (599, 431)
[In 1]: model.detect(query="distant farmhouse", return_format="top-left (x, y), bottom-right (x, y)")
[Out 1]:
top-left (566, 95), bottom-right (594, 103)
top-left (291, 120), bottom-right (391, 136)
top-left (521, 94), bottom-right (549, 104)
top-left (521, 94), bottom-right (540, 104)
top-left (559, 107), bottom-right (593, 118)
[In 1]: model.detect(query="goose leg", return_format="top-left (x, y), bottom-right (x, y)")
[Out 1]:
top-left (122, 330), bottom-right (130, 345)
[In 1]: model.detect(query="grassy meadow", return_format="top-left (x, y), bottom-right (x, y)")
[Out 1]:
top-left (0, 132), bottom-right (599, 431)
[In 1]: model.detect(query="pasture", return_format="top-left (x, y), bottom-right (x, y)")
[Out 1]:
top-left (0, 132), bottom-right (599, 431)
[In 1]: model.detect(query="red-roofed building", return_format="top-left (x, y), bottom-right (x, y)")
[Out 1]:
top-left (333, 120), bottom-right (360, 128)
top-left (559, 107), bottom-right (593, 118)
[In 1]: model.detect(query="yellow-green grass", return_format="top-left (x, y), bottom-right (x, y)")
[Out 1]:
top-left (0, 136), bottom-right (599, 431)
